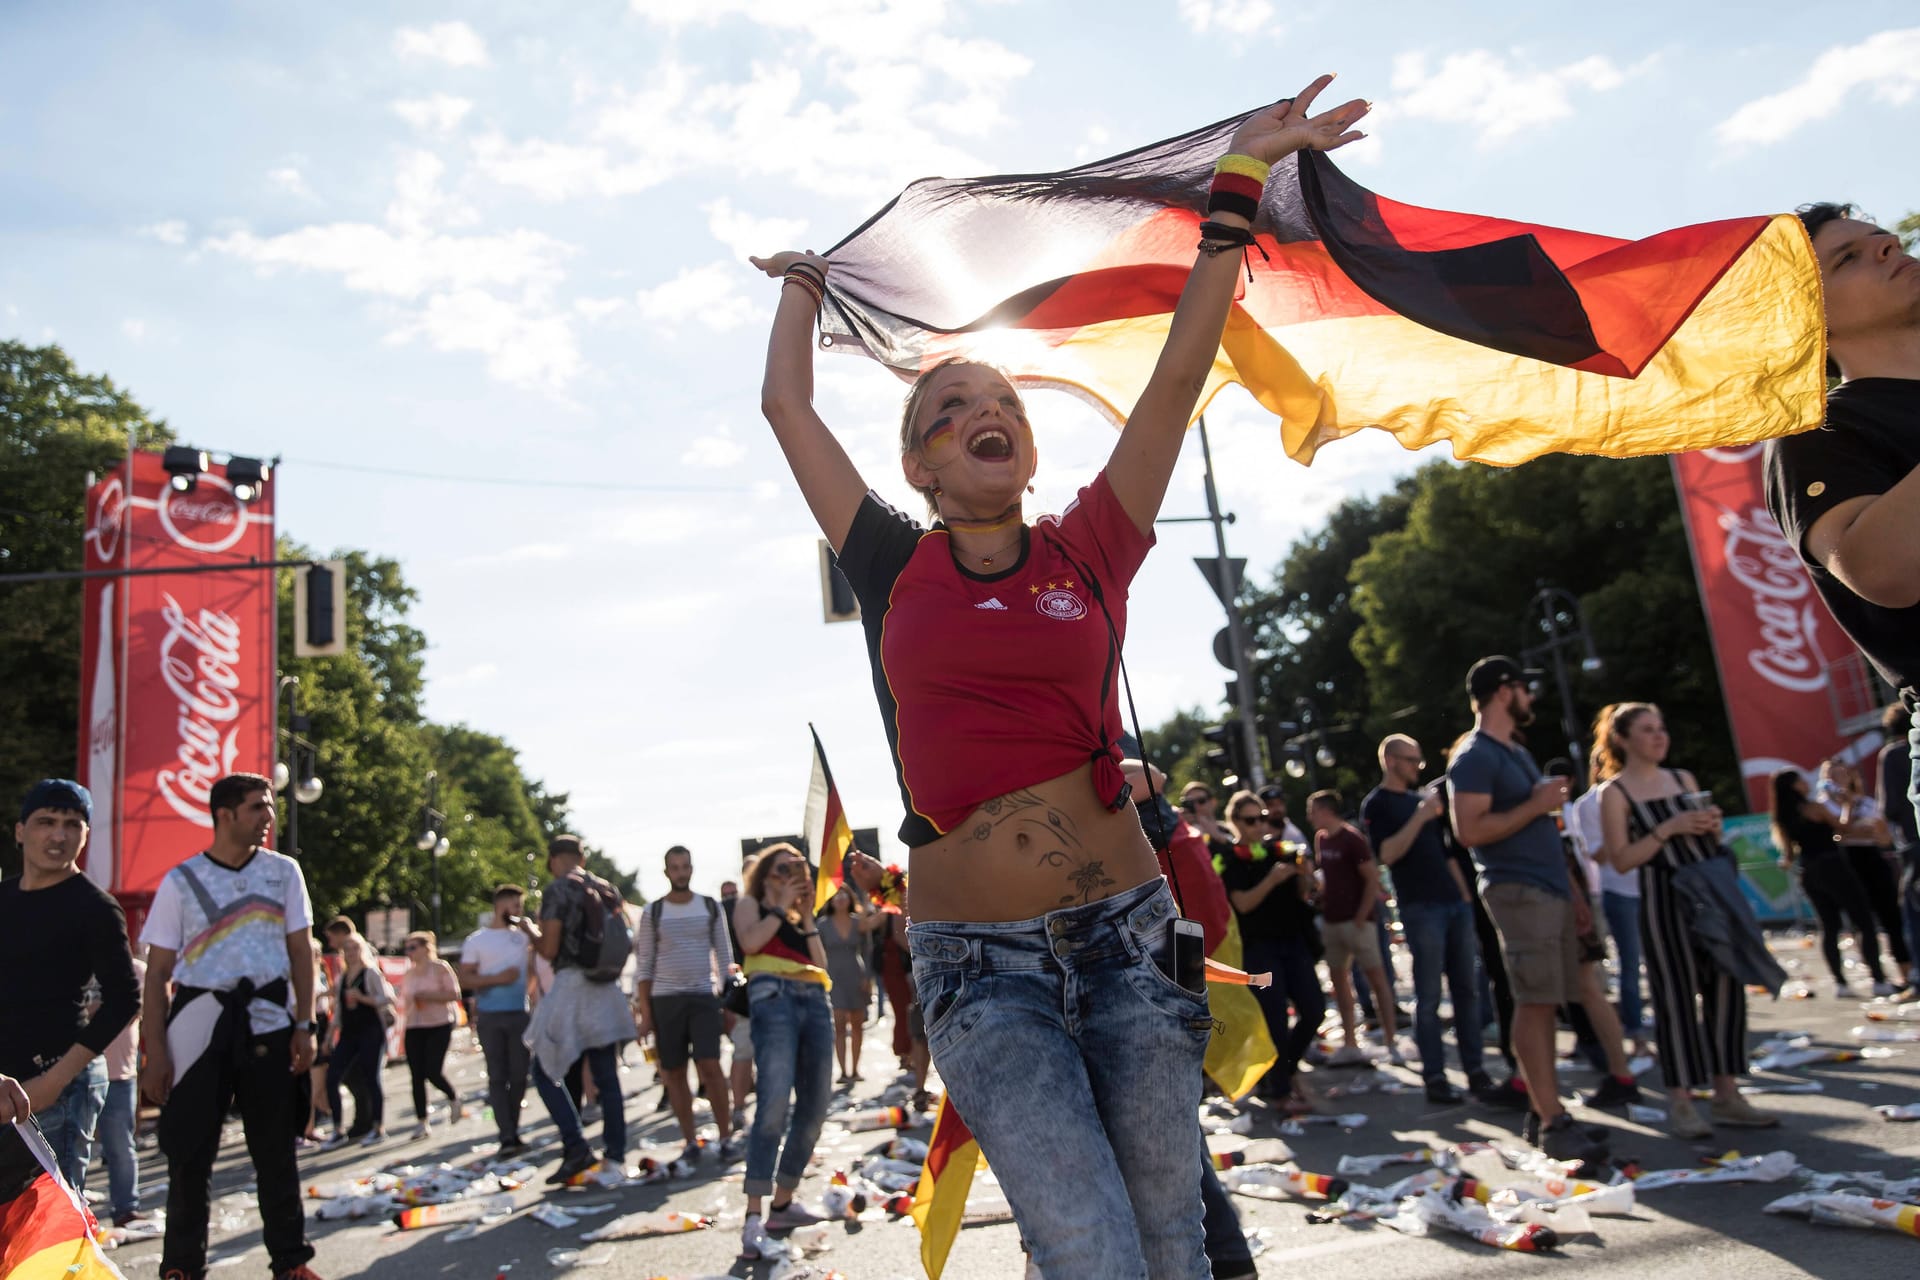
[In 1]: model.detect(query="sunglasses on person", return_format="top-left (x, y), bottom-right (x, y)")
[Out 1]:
top-left (1389, 752), bottom-right (1426, 768)
top-left (1232, 809), bottom-right (1260, 824)
top-left (404, 941), bottom-right (424, 952)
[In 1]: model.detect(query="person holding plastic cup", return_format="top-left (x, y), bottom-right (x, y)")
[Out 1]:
top-left (1595, 703), bottom-right (1776, 1138)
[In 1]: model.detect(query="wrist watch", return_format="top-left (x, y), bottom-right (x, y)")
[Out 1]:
top-left (293, 1020), bottom-right (315, 1033)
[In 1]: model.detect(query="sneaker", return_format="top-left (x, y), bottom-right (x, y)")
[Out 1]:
top-left (718, 1133), bottom-right (746, 1163)
top-left (581, 1102), bottom-right (603, 1123)
top-left (1666, 1095), bottom-right (1713, 1140)
top-left (1710, 1094), bottom-right (1781, 1128)
top-left (678, 1140), bottom-right (703, 1165)
top-left (765, 1200), bottom-right (827, 1230)
top-left (408, 1123), bottom-right (430, 1141)
top-left (740, 1212), bottom-right (774, 1260)
top-left (1871, 981), bottom-right (1900, 998)
top-left (1329, 1044), bottom-right (1371, 1066)
top-left (1834, 982), bottom-right (1857, 999)
top-left (496, 1139), bottom-right (530, 1160)
top-left (319, 1132), bottom-right (350, 1152)
top-left (1466, 1069), bottom-right (1497, 1096)
top-left (1526, 1110), bottom-right (1610, 1146)
top-left (1424, 1078), bottom-right (1463, 1104)
top-left (357, 1129), bottom-right (385, 1148)
top-left (546, 1145), bottom-right (597, 1186)
top-left (1582, 1075), bottom-right (1642, 1109)
top-left (1537, 1113), bottom-right (1610, 1164)
top-left (1895, 985), bottom-right (1920, 1005)
top-left (1475, 1077), bottom-right (1530, 1110)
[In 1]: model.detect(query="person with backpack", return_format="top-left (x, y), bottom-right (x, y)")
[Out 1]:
top-left (635, 845), bottom-right (740, 1167)
top-left (526, 834), bottom-right (637, 1184)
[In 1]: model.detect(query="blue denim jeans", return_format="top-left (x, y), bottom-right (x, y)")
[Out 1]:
top-left (909, 879), bottom-right (1212, 1280)
top-left (1601, 889), bottom-right (1646, 1035)
top-left (1398, 899), bottom-right (1484, 1082)
top-left (96, 1076), bottom-right (140, 1220)
top-left (532, 1043), bottom-right (625, 1161)
top-left (37, 1058), bottom-right (108, 1189)
top-left (743, 975), bottom-right (833, 1198)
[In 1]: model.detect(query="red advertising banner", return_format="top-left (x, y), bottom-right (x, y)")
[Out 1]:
top-left (1670, 445), bottom-right (1870, 813)
top-left (78, 451), bottom-right (277, 917)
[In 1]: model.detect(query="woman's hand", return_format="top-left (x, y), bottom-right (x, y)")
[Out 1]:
top-left (1227, 74), bottom-right (1370, 166)
top-left (750, 250), bottom-right (829, 280)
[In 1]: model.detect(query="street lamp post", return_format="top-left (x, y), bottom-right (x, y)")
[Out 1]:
top-left (1279, 695), bottom-right (1339, 787)
top-left (273, 676), bottom-right (323, 859)
top-left (1521, 583), bottom-right (1605, 789)
top-left (416, 770), bottom-right (448, 935)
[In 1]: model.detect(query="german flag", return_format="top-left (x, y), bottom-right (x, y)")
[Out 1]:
top-left (1204, 913), bottom-right (1278, 1101)
top-left (910, 1093), bottom-right (984, 1280)
top-left (804, 724), bottom-right (856, 914)
top-left (817, 109), bottom-right (1824, 465)
top-left (1, 1123), bottom-right (127, 1280)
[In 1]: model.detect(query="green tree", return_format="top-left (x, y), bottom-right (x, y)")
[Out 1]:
top-left (0, 343), bottom-right (171, 876)
top-left (1349, 454), bottom-right (1739, 804)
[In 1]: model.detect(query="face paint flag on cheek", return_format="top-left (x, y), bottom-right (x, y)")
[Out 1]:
top-left (814, 107), bottom-right (1826, 466)
top-left (920, 416), bottom-right (958, 461)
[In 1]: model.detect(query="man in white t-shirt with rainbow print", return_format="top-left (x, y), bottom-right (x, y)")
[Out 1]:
top-left (141, 772), bottom-right (321, 1280)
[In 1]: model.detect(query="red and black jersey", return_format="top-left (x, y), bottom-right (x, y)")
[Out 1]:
top-left (836, 470), bottom-right (1153, 847)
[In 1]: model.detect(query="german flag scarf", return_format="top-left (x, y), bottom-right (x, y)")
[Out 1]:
top-left (814, 108), bottom-right (1824, 466)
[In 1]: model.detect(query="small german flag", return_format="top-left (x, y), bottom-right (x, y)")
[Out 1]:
top-left (911, 1094), bottom-right (985, 1280)
top-left (804, 724), bottom-right (856, 914)
top-left (817, 108), bottom-right (1824, 466)
top-left (1, 1122), bottom-right (127, 1279)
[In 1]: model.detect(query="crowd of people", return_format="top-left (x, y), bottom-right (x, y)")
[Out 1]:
top-left (1, 79), bottom-right (1916, 1280)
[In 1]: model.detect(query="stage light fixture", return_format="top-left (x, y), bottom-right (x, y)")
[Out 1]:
top-left (162, 446), bottom-right (209, 493)
top-left (226, 456), bottom-right (271, 502)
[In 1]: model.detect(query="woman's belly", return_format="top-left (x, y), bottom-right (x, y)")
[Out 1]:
top-left (906, 760), bottom-right (1161, 922)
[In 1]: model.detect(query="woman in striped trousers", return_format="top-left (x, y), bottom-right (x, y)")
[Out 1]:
top-left (1594, 703), bottom-right (1778, 1140)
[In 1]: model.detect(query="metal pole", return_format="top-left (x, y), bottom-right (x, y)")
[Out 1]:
top-left (1197, 416), bottom-right (1266, 788)
top-left (281, 677), bottom-right (300, 860)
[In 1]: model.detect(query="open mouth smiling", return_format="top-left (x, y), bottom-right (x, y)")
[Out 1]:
top-left (966, 427), bottom-right (1014, 460)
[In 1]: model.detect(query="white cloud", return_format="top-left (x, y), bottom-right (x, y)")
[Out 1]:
top-left (437, 661), bottom-right (500, 688)
top-left (1716, 28), bottom-right (1920, 146)
top-left (204, 152), bottom-right (581, 393)
top-left (392, 94), bottom-right (474, 134)
top-left (633, 261), bottom-right (762, 333)
top-left (458, 542), bottom-right (572, 566)
top-left (121, 318), bottom-right (146, 341)
top-left (1389, 49), bottom-right (1628, 146)
top-left (704, 198), bottom-right (807, 261)
top-left (572, 296), bottom-right (625, 321)
top-left (386, 287), bottom-right (583, 391)
top-left (1176, 0), bottom-right (1277, 36)
top-left (140, 220), bottom-right (188, 245)
top-left (268, 166), bottom-right (313, 199)
top-left (204, 222), bottom-right (569, 300)
top-left (681, 431), bottom-right (747, 469)
top-left (393, 21), bottom-right (489, 68)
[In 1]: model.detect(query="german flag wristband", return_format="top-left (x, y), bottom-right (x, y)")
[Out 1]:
top-left (1208, 154), bottom-right (1270, 223)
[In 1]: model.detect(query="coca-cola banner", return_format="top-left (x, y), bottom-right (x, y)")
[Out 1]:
top-left (78, 451), bottom-right (277, 906)
top-left (1670, 446), bottom-right (1855, 813)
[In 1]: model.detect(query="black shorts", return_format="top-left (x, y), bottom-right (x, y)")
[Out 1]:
top-left (907, 999), bottom-right (927, 1044)
top-left (653, 993), bottom-right (723, 1069)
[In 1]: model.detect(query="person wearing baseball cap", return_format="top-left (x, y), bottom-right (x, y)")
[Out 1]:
top-left (1446, 659), bottom-right (1637, 1167)
top-left (0, 779), bottom-right (140, 1203)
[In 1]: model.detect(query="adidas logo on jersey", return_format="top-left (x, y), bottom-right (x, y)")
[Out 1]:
top-left (973, 597), bottom-right (1009, 610)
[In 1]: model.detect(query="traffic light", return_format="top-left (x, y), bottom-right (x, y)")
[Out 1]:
top-left (1201, 721), bottom-right (1252, 789)
top-left (293, 560), bottom-right (347, 657)
top-left (820, 539), bottom-right (860, 623)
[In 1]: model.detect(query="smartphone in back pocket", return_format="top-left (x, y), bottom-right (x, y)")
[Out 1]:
top-left (1162, 918), bottom-right (1206, 995)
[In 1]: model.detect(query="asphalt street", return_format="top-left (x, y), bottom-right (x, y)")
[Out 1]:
top-left (94, 933), bottom-right (1919, 1279)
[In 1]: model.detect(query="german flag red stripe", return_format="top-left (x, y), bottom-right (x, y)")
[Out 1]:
top-left (816, 108), bottom-right (1823, 466)
top-left (911, 1094), bottom-right (983, 1279)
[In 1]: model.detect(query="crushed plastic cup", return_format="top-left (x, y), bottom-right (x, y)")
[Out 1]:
top-left (788, 1223), bottom-right (834, 1256)
top-left (1222, 1166), bottom-right (1349, 1201)
top-left (579, 1209), bottom-right (715, 1241)
top-left (1627, 1103), bottom-right (1667, 1124)
top-left (545, 1246), bottom-right (616, 1267)
top-left (1873, 1102), bottom-right (1920, 1121)
top-left (1210, 1138), bottom-right (1295, 1171)
top-left (842, 1105), bottom-right (909, 1131)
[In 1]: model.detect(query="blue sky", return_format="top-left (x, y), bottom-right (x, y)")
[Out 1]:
top-left (5, 3), bottom-right (1916, 901)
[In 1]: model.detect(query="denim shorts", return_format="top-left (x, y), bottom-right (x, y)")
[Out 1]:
top-left (908, 878), bottom-right (1212, 1279)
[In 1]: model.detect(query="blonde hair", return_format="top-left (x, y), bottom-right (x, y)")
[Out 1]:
top-left (1590, 702), bottom-right (1657, 785)
top-left (405, 930), bottom-right (438, 958)
top-left (743, 843), bottom-right (810, 925)
top-left (1223, 788), bottom-right (1262, 842)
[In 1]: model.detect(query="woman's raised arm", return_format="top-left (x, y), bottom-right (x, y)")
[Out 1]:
top-left (1106, 75), bottom-right (1368, 536)
top-left (752, 250), bottom-right (869, 552)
